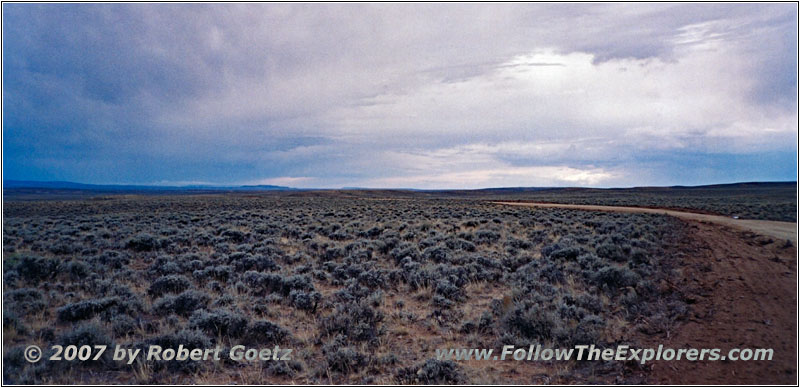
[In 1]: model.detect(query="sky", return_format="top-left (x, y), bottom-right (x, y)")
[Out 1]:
top-left (3, 3), bottom-right (798, 189)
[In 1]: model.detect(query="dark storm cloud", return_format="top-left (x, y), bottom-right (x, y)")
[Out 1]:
top-left (3, 3), bottom-right (797, 188)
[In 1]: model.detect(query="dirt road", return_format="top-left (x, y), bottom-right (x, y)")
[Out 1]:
top-left (494, 201), bottom-right (797, 384)
top-left (493, 202), bottom-right (796, 245)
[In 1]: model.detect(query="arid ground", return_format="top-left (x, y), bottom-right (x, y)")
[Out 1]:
top-left (2, 186), bottom-right (796, 384)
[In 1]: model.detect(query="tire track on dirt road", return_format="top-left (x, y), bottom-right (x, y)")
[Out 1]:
top-left (493, 201), bottom-right (797, 384)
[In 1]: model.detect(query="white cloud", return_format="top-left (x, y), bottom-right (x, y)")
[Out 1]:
top-left (360, 166), bottom-right (617, 189)
top-left (345, 144), bottom-right (620, 189)
top-left (323, 44), bottom-right (795, 155)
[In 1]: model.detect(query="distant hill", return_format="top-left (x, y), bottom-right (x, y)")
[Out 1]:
top-left (4, 180), bottom-right (297, 192)
top-left (4, 179), bottom-right (795, 196)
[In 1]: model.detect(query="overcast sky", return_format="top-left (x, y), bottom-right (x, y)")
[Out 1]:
top-left (3, 3), bottom-right (797, 188)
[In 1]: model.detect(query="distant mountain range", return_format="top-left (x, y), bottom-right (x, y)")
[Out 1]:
top-left (3, 180), bottom-right (297, 192)
top-left (3, 179), bottom-right (796, 194)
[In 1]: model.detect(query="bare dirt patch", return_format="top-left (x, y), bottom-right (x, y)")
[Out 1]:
top-left (642, 220), bottom-right (797, 384)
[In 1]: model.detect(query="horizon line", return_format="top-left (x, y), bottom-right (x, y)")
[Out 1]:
top-left (3, 178), bottom-right (797, 192)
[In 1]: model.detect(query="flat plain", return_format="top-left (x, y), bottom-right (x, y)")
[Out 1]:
top-left (2, 183), bottom-right (796, 384)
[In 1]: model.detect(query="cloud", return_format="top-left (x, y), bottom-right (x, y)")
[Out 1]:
top-left (361, 166), bottom-right (616, 189)
top-left (353, 145), bottom-right (618, 188)
top-left (3, 3), bottom-right (796, 187)
top-left (245, 176), bottom-right (314, 187)
top-left (322, 45), bottom-right (796, 153)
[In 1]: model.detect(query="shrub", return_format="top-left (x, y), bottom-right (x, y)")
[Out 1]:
top-left (445, 238), bottom-right (476, 252)
top-left (566, 314), bottom-right (605, 346)
top-left (282, 275), bottom-right (315, 293)
top-left (421, 246), bottom-right (451, 263)
top-left (546, 245), bottom-right (583, 261)
top-left (326, 347), bottom-right (367, 373)
top-left (474, 229), bottom-right (501, 244)
top-left (49, 237), bottom-right (78, 255)
top-left (538, 262), bottom-right (566, 284)
top-left (211, 265), bottom-right (233, 281)
top-left (93, 250), bottom-right (129, 269)
top-left (502, 304), bottom-right (557, 341)
top-left (396, 359), bottom-right (465, 384)
top-left (244, 320), bottom-right (291, 345)
top-left (221, 229), bottom-right (247, 243)
top-left (432, 295), bottom-right (454, 308)
top-left (575, 293), bottom-right (603, 314)
top-left (3, 345), bottom-right (30, 382)
top-left (63, 260), bottom-right (91, 280)
top-left (57, 323), bottom-right (113, 365)
top-left (357, 269), bottom-right (385, 289)
top-left (192, 268), bottom-right (210, 281)
top-left (11, 255), bottom-right (60, 282)
top-left (148, 275), bottom-right (192, 297)
top-left (3, 310), bottom-right (28, 334)
top-left (4, 270), bottom-right (19, 284)
top-left (57, 297), bottom-right (123, 322)
top-left (505, 237), bottom-right (532, 250)
top-left (192, 265), bottom-right (233, 281)
top-left (289, 290), bottom-right (322, 312)
top-left (334, 280), bottom-right (372, 303)
top-left (211, 294), bottom-right (235, 308)
top-left (592, 266), bottom-right (640, 292)
top-left (111, 314), bottom-right (137, 337)
top-left (148, 256), bottom-right (185, 276)
top-left (577, 253), bottom-right (602, 271)
top-left (319, 302), bottom-right (384, 344)
top-left (152, 290), bottom-right (210, 316)
top-left (389, 242), bottom-right (419, 263)
top-left (323, 246), bottom-right (346, 261)
top-left (189, 309), bottom-right (249, 338)
top-left (230, 253), bottom-right (279, 272)
top-left (145, 330), bottom-right (211, 372)
top-left (346, 247), bottom-right (373, 263)
top-left (243, 271), bottom-right (285, 294)
top-left (126, 233), bottom-right (159, 252)
top-left (243, 271), bottom-right (314, 296)
top-left (4, 288), bottom-right (46, 316)
top-left (596, 243), bottom-right (631, 263)
top-left (629, 247), bottom-right (649, 265)
top-left (266, 360), bottom-right (303, 377)
top-left (359, 226), bottom-right (383, 238)
top-left (434, 279), bottom-right (465, 303)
